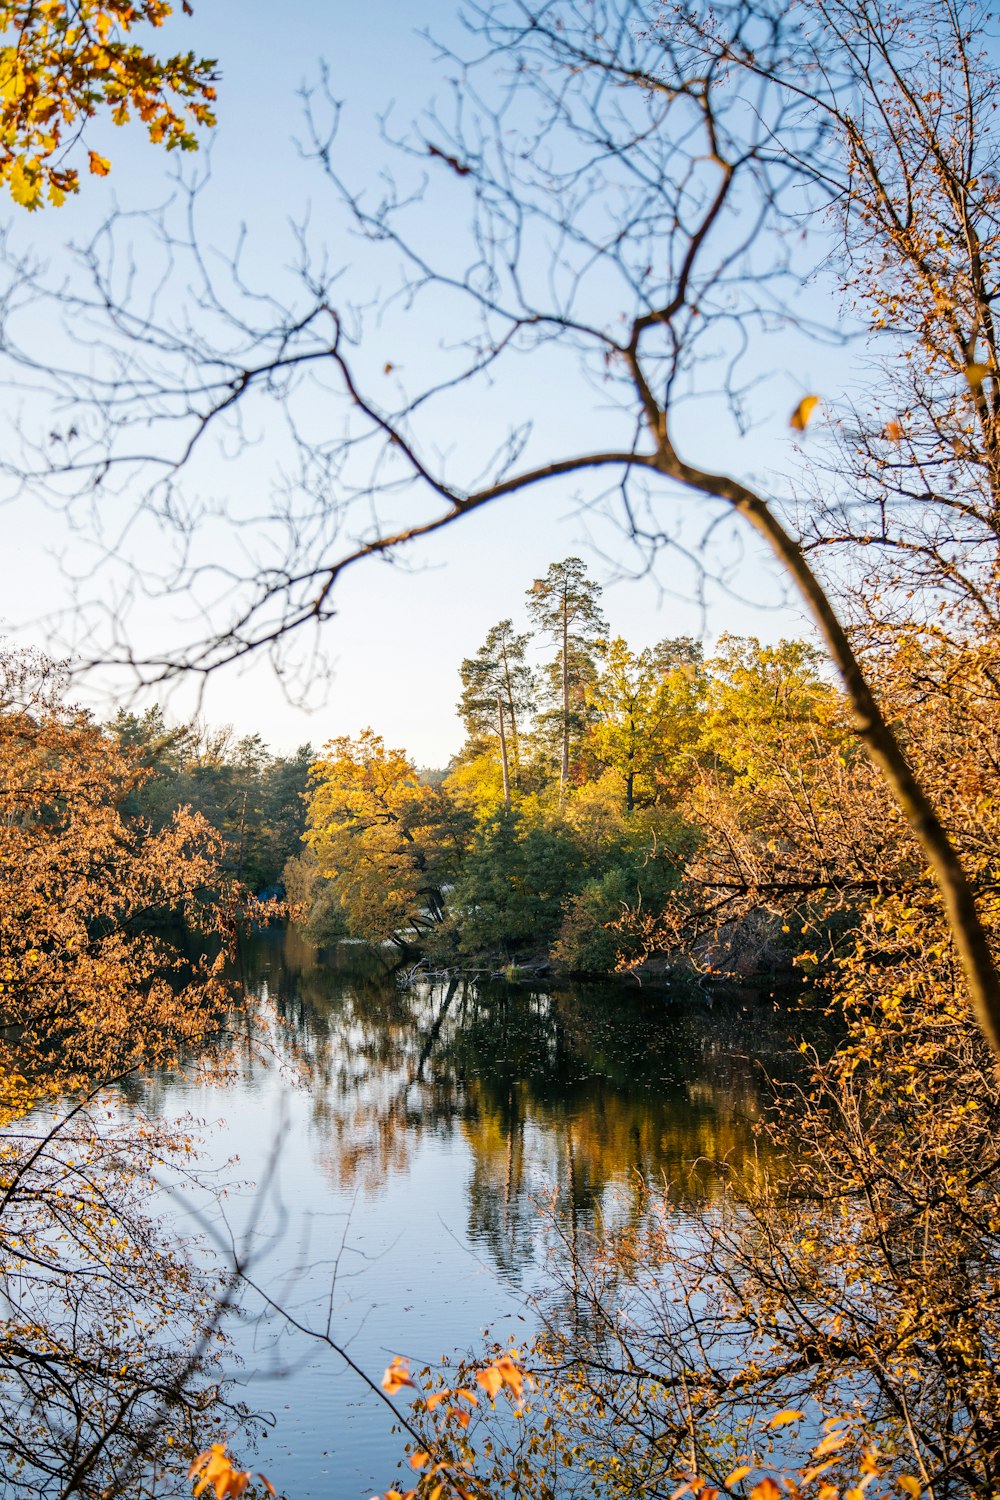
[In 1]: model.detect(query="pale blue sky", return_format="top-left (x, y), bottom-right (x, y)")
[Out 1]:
top-left (0, 0), bottom-right (845, 764)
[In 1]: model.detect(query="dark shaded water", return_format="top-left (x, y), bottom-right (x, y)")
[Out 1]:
top-left (145, 929), bottom-right (800, 1499)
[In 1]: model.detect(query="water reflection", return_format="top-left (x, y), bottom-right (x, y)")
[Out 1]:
top-left (134, 929), bottom-right (807, 1499)
top-left (240, 928), bottom-right (793, 1282)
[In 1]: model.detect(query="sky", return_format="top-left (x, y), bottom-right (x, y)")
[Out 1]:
top-left (0, 0), bottom-right (845, 765)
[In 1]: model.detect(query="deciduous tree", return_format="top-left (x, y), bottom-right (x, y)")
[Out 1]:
top-left (304, 730), bottom-right (463, 946)
top-left (0, 645), bottom-right (253, 1498)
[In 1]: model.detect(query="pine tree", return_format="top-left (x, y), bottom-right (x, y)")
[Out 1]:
top-left (526, 559), bottom-right (607, 793)
top-left (458, 620), bottom-right (534, 809)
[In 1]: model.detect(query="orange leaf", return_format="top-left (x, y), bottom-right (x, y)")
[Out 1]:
top-left (883, 420), bottom-right (903, 443)
top-left (88, 151), bottom-right (111, 177)
top-left (813, 1432), bottom-right (850, 1459)
top-left (724, 1467), bottom-right (754, 1488)
top-left (766, 1410), bottom-right (804, 1429)
top-left (476, 1366), bottom-right (503, 1399)
top-left (425, 1391), bottom-right (450, 1411)
top-left (382, 1357), bottom-right (415, 1396)
top-left (495, 1356), bottom-right (525, 1398)
top-left (751, 1480), bottom-right (782, 1500)
top-left (410, 1452), bottom-right (430, 1471)
top-left (897, 1480), bottom-right (921, 1500)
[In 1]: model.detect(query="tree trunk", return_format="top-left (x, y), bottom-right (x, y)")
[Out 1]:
top-left (497, 692), bottom-right (511, 811)
top-left (561, 593), bottom-right (570, 794)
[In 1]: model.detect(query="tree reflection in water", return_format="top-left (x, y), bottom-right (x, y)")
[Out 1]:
top-left (238, 927), bottom-right (802, 1285)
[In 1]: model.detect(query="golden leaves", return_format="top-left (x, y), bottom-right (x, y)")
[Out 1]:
top-left (790, 395), bottom-right (820, 431)
top-left (374, 1351), bottom-right (528, 1500)
top-left (883, 419), bottom-right (904, 443)
top-left (188, 1444), bottom-right (274, 1500)
top-left (7, 155), bottom-right (41, 207)
top-left (475, 1354), bottom-right (526, 1401)
top-left (0, 1), bottom-right (217, 207)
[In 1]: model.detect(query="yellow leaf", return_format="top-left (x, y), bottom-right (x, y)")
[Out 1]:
top-left (898, 1480), bottom-right (921, 1500)
top-left (8, 157), bottom-right (41, 209)
top-left (965, 362), bottom-right (991, 388)
top-left (789, 395), bottom-right (820, 431)
top-left (766, 1409), bottom-right (804, 1429)
top-left (88, 151), bottom-right (111, 177)
top-left (751, 1480), bottom-right (782, 1500)
top-left (724, 1467), bottom-right (754, 1488)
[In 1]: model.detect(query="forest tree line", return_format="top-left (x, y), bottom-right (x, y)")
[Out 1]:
top-left (289, 555), bottom-right (858, 976)
top-left (96, 550), bottom-right (992, 999)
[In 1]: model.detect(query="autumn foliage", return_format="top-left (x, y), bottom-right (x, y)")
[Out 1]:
top-left (0, 0), bottom-right (217, 207)
top-left (0, 647), bottom-right (230, 1110)
top-left (0, 648), bottom-right (253, 1497)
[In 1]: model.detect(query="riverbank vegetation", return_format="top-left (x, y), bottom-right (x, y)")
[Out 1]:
top-left (0, 646), bottom-right (266, 1497)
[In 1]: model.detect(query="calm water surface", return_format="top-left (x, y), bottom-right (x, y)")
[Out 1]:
top-left (144, 929), bottom-right (798, 1500)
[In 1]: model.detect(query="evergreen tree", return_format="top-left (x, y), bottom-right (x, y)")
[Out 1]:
top-left (526, 558), bottom-right (607, 792)
top-left (458, 620), bottom-right (534, 809)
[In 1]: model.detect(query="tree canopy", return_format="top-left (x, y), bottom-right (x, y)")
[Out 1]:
top-left (0, 1), bottom-right (216, 207)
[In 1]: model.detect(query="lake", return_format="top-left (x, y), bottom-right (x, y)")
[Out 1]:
top-left (146, 926), bottom-right (800, 1500)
